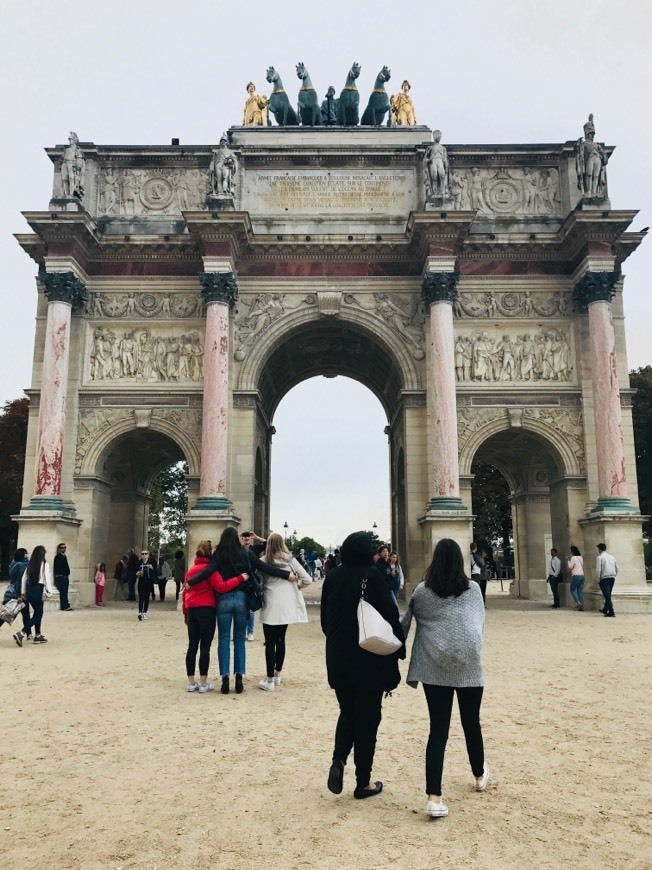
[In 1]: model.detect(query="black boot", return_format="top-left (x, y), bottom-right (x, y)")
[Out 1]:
top-left (221, 676), bottom-right (229, 695)
top-left (235, 673), bottom-right (244, 694)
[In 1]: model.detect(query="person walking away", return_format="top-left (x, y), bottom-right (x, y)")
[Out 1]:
top-left (113, 555), bottom-right (128, 601)
top-left (567, 546), bottom-right (585, 611)
top-left (173, 550), bottom-right (186, 602)
top-left (401, 538), bottom-right (489, 819)
top-left (53, 542), bottom-right (73, 611)
top-left (470, 543), bottom-right (483, 598)
top-left (186, 526), bottom-right (296, 694)
top-left (13, 545), bottom-right (53, 645)
top-left (257, 533), bottom-right (312, 692)
top-left (596, 543), bottom-right (617, 617)
top-left (314, 555), bottom-right (323, 580)
top-left (94, 562), bottom-right (106, 606)
top-left (3, 549), bottom-right (31, 638)
top-left (126, 548), bottom-right (139, 601)
top-left (182, 540), bottom-right (248, 693)
top-left (387, 551), bottom-right (404, 604)
top-left (547, 548), bottom-right (563, 609)
top-left (136, 549), bottom-right (157, 620)
top-left (321, 531), bottom-right (405, 800)
top-left (240, 531), bottom-right (266, 640)
top-left (157, 555), bottom-right (171, 601)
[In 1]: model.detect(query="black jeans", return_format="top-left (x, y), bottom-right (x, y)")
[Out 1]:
top-left (599, 577), bottom-right (615, 615)
top-left (185, 606), bottom-right (217, 677)
top-left (157, 580), bottom-right (167, 601)
top-left (333, 685), bottom-right (384, 789)
top-left (138, 579), bottom-right (152, 614)
top-left (262, 623), bottom-right (288, 678)
top-left (55, 575), bottom-right (70, 610)
top-left (127, 573), bottom-right (137, 601)
top-left (22, 584), bottom-right (45, 637)
top-left (548, 575), bottom-right (561, 607)
top-left (175, 581), bottom-right (182, 601)
top-left (423, 684), bottom-right (485, 796)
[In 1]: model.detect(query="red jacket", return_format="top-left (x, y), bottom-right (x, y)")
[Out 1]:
top-left (182, 556), bottom-right (245, 616)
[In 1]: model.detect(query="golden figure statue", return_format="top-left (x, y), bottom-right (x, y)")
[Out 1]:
top-left (390, 80), bottom-right (417, 126)
top-left (243, 82), bottom-right (268, 126)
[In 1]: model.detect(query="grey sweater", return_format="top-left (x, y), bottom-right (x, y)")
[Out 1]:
top-left (401, 581), bottom-right (485, 688)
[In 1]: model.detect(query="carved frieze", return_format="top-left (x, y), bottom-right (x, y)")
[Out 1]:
top-left (449, 167), bottom-right (561, 216)
top-left (344, 292), bottom-right (426, 360)
top-left (457, 408), bottom-right (506, 444)
top-left (523, 408), bottom-right (585, 471)
top-left (454, 289), bottom-right (570, 318)
top-left (75, 408), bottom-right (132, 474)
top-left (86, 292), bottom-right (204, 319)
top-left (233, 293), bottom-right (315, 360)
top-left (96, 167), bottom-right (208, 217)
top-left (88, 327), bottom-right (203, 382)
top-left (454, 327), bottom-right (573, 383)
top-left (151, 408), bottom-right (202, 440)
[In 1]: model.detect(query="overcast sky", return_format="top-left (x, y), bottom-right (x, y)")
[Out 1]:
top-left (1, 1), bottom-right (650, 550)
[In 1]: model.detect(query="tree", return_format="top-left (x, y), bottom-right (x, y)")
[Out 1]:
top-left (0, 398), bottom-right (29, 578)
top-left (471, 462), bottom-right (512, 562)
top-left (630, 366), bottom-right (652, 538)
top-left (148, 461), bottom-right (188, 556)
top-left (292, 536), bottom-right (325, 558)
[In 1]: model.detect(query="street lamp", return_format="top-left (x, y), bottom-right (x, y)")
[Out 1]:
top-left (283, 521), bottom-right (288, 541)
top-left (372, 522), bottom-right (377, 530)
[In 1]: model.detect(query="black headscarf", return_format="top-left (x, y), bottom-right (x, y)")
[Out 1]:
top-left (339, 532), bottom-right (375, 566)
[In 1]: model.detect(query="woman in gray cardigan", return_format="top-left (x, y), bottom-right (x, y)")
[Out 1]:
top-left (401, 538), bottom-right (489, 819)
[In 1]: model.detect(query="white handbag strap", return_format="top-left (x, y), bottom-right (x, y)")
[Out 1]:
top-left (360, 570), bottom-right (369, 600)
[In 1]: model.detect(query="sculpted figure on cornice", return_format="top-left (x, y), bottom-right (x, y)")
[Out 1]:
top-left (89, 327), bottom-right (204, 382)
top-left (454, 328), bottom-right (573, 383)
top-left (454, 289), bottom-right (570, 318)
top-left (343, 292), bottom-right (426, 360)
top-left (423, 130), bottom-right (449, 199)
top-left (449, 167), bottom-right (561, 216)
top-left (575, 114), bottom-right (608, 200)
top-left (87, 292), bottom-right (204, 319)
top-left (96, 168), bottom-right (208, 216)
top-left (61, 132), bottom-right (85, 200)
top-left (209, 136), bottom-right (238, 198)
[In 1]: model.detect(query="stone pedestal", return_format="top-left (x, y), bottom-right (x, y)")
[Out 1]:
top-left (417, 510), bottom-right (474, 591)
top-left (205, 194), bottom-right (235, 212)
top-left (48, 196), bottom-right (85, 212)
top-left (186, 509), bottom-right (240, 560)
top-left (424, 194), bottom-right (454, 212)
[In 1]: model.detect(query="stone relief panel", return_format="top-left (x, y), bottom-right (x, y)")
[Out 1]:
top-left (88, 327), bottom-right (203, 383)
top-left (86, 292), bottom-right (204, 319)
top-left (343, 292), bottom-right (426, 360)
top-left (454, 327), bottom-right (573, 383)
top-left (75, 408), bottom-right (133, 474)
top-left (454, 289), bottom-right (570, 319)
top-left (233, 293), bottom-right (315, 361)
top-left (96, 168), bottom-right (208, 217)
top-left (449, 167), bottom-right (561, 216)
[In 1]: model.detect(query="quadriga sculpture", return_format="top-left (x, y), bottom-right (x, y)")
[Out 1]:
top-left (338, 62), bottom-right (361, 126)
top-left (295, 62), bottom-right (322, 126)
top-left (361, 66), bottom-right (391, 126)
top-left (266, 66), bottom-right (299, 126)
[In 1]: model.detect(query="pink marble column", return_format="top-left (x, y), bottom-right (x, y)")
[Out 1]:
top-left (575, 270), bottom-right (631, 511)
top-left (193, 272), bottom-right (238, 511)
top-left (422, 272), bottom-right (465, 511)
top-left (30, 272), bottom-right (86, 509)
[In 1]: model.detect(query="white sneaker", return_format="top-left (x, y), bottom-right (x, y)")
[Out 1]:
top-left (187, 682), bottom-right (199, 692)
top-left (142, 613), bottom-right (149, 620)
top-left (246, 633), bottom-right (254, 641)
top-left (258, 679), bottom-right (274, 692)
top-left (426, 800), bottom-right (449, 818)
top-left (474, 763), bottom-right (490, 792)
top-left (198, 682), bottom-right (214, 693)
top-left (273, 674), bottom-right (282, 686)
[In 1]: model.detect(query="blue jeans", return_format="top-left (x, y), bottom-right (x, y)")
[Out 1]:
top-left (216, 590), bottom-right (248, 676)
top-left (570, 575), bottom-right (584, 605)
top-left (247, 611), bottom-right (255, 635)
top-left (22, 584), bottom-right (45, 636)
top-left (599, 578), bottom-right (615, 615)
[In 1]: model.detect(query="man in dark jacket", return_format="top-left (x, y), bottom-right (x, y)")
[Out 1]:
top-left (321, 531), bottom-right (405, 800)
top-left (53, 543), bottom-right (73, 611)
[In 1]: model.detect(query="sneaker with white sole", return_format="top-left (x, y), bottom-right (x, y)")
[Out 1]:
top-left (198, 682), bottom-right (214, 693)
top-left (187, 682), bottom-right (200, 692)
top-left (426, 800), bottom-right (448, 818)
top-left (142, 613), bottom-right (149, 620)
top-left (474, 763), bottom-right (490, 791)
top-left (273, 674), bottom-right (282, 686)
top-left (258, 679), bottom-right (275, 692)
top-left (246, 633), bottom-right (254, 641)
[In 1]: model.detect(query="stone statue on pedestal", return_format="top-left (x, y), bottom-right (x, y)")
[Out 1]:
top-left (575, 114), bottom-right (608, 201)
top-left (390, 80), bottom-right (417, 126)
top-left (243, 82), bottom-right (268, 126)
top-left (424, 130), bottom-right (452, 207)
top-left (321, 86), bottom-right (339, 126)
top-left (208, 136), bottom-right (237, 206)
top-left (61, 132), bottom-right (85, 199)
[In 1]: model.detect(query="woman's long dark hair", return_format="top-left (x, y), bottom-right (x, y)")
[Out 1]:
top-left (570, 545), bottom-right (581, 556)
top-left (424, 538), bottom-right (469, 598)
top-left (27, 545), bottom-right (46, 584)
top-left (215, 526), bottom-right (242, 561)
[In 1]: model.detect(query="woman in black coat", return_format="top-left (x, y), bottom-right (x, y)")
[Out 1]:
top-left (320, 531), bottom-right (405, 799)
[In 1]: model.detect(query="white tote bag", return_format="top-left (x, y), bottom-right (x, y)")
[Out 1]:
top-left (357, 574), bottom-right (402, 656)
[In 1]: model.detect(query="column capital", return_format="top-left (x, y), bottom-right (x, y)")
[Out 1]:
top-left (572, 270), bottom-right (619, 309)
top-left (199, 271), bottom-right (238, 306)
top-left (41, 271), bottom-right (87, 308)
top-left (421, 271), bottom-right (460, 306)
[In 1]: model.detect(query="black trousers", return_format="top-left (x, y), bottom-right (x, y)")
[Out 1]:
top-left (333, 684), bottom-right (384, 789)
top-left (423, 684), bottom-right (485, 796)
top-left (262, 623), bottom-right (288, 678)
top-left (138, 579), bottom-right (152, 614)
top-left (185, 606), bottom-right (217, 677)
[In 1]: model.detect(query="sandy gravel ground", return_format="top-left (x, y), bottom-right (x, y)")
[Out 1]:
top-left (1, 581), bottom-right (650, 870)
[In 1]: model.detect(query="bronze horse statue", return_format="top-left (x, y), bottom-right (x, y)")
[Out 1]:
top-left (361, 66), bottom-right (392, 126)
top-left (296, 62), bottom-right (322, 126)
top-left (266, 67), bottom-right (299, 126)
top-left (338, 62), bottom-right (361, 126)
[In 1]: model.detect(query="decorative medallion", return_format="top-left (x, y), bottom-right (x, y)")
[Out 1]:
top-left (485, 178), bottom-right (521, 214)
top-left (140, 177), bottom-right (175, 210)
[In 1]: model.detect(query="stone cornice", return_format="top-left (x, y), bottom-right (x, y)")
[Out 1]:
top-left (199, 271), bottom-right (239, 306)
top-left (41, 271), bottom-right (87, 308)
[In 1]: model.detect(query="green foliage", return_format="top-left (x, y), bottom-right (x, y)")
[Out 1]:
top-left (630, 367), bottom-right (652, 538)
top-left (0, 398), bottom-right (29, 578)
top-left (471, 462), bottom-right (512, 552)
top-left (292, 536), bottom-right (325, 558)
top-left (148, 461), bottom-right (188, 555)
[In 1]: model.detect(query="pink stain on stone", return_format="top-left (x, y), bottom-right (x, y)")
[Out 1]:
top-left (429, 300), bottom-right (460, 499)
top-left (199, 302), bottom-right (231, 498)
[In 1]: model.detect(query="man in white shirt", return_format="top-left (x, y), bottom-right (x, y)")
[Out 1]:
top-left (548, 548), bottom-right (563, 609)
top-left (596, 543), bottom-right (617, 617)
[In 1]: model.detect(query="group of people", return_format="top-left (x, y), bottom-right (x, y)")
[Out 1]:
top-left (112, 548), bottom-right (186, 613)
top-left (547, 542), bottom-right (618, 617)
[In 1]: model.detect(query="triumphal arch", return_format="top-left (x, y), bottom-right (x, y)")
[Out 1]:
top-left (14, 80), bottom-right (650, 610)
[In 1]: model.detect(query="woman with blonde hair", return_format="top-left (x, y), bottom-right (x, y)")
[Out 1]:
top-left (182, 540), bottom-right (249, 693)
top-left (257, 533), bottom-right (312, 692)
